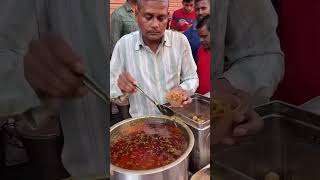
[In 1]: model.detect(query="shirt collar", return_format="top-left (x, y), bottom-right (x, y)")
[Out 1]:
top-left (124, 2), bottom-right (133, 12)
top-left (134, 30), bottom-right (171, 51)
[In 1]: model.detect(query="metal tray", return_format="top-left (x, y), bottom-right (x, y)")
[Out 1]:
top-left (165, 93), bottom-right (210, 129)
top-left (213, 101), bottom-right (320, 180)
top-left (190, 164), bottom-right (210, 180)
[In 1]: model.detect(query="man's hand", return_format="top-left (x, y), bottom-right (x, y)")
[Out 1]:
top-left (213, 79), bottom-right (264, 144)
top-left (117, 72), bottom-right (137, 93)
top-left (24, 33), bottom-right (88, 98)
top-left (178, 19), bottom-right (187, 27)
top-left (166, 86), bottom-right (192, 107)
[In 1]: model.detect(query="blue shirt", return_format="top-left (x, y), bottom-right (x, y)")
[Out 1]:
top-left (183, 23), bottom-right (201, 63)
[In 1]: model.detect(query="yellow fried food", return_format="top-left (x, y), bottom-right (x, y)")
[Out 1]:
top-left (166, 90), bottom-right (187, 107)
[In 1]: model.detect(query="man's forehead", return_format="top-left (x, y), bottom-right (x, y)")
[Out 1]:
top-left (195, 0), bottom-right (209, 5)
top-left (198, 26), bottom-right (209, 34)
top-left (138, 0), bottom-right (169, 10)
top-left (184, 2), bottom-right (194, 5)
top-left (138, 3), bottom-right (168, 14)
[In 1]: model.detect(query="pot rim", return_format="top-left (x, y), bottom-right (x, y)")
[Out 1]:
top-left (110, 115), bottom-right (195, 175)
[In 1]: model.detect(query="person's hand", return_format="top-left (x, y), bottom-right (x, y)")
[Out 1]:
top-left (117, 72), bottom-right (137, 93)
top-left (24, 33), bottom-right (88, 98)
top-left (222, 89), bottom-right (264, 145)
top-left (178, 19), bottom-right (187, 27)
top-left (213, 79), bottom-right (264, 144)
top-left (166, 86), bottom-right (192, 107)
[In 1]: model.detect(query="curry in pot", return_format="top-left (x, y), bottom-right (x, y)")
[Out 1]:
top-left (111, 122), bottom-right (188, 170)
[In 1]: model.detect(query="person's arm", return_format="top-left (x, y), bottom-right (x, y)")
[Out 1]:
top-left (110, 39), bottom-right (127, 101)
top-left (179, 34), bottom-right (199, 94)
top-left (0, 0), bottom-right (41, 115)
top-left (170, 11), bottom-right (179, 31)
top-left (222, 0), bottom-right (284, 102)
top-left (110, 11), bottom-right (123, 50)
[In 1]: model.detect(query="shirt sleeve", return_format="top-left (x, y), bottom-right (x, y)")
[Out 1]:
top-left (179, 34), bottom-right (199, 94)
top-left (0, 0), bottom-right (41, 116)
top-left (110, 39), bottom-right (126, 99)
top-left (110, 11), bottom-right (123, 50)
top-left (222, 0), bottom-right (284, 101)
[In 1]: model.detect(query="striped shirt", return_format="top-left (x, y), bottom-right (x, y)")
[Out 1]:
top-left (110, 30), bottom-right (199, 117)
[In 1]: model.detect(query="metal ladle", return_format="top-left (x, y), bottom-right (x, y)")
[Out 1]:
top-left (82, 74), bottom-right (109, 104)
top-left (82, 74), bottom-right (174, 116)
top-left (134, 84), bottom-right (175, 116)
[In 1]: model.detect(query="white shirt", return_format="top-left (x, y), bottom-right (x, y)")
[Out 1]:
top-left (110, 30), bottom-right (199, 117)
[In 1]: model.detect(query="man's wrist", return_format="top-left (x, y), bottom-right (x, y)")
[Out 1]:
top-left (213, 78), bottom-right (237, 94)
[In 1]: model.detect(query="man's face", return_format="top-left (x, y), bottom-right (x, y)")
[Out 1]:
top-left (136, 1), bottom-right (168, 42)
top-left (195, 0), bottom-right (210, 21)
top-left (198, 25), bottom-right (210, 49)
top-left (182, 1), bottom-right (194, 13)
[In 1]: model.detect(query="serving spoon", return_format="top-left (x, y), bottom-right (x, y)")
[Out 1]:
top-left (82, 74), bottom-right (174, 116)
top-left (134, 84), bottom-right (175, 116)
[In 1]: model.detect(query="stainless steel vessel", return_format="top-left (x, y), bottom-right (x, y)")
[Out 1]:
top-left (110, 116), bottom-right (195, 180)
top-left (214, 101), bottom-right (320, 180)
top-left (167, 94), bottom-right (210, 173)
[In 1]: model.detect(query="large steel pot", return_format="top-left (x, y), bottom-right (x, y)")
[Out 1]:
top-left (110, 116), bottom-right (195, 180)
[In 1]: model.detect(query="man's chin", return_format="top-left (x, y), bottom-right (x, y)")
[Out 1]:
top-left (202, 44), bottom-right (210, 49)
top-left (147, 35), bottom-right (162, 41)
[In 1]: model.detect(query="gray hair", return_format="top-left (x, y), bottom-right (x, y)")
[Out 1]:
top-left (137, 0), bottom-right (169, 10)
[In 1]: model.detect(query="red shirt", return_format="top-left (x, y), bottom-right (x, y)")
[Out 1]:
top-left (196, 47), bottom-right (210, 95)
top-left (170, 8), bottom-right (196, 32)
top-left (272, 1), bottom-right (320, 105)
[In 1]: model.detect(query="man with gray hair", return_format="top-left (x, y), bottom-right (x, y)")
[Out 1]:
top-left (110, 0), bottom-right (199, 117)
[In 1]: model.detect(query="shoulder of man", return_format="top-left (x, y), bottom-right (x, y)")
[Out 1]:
top-left (111, 4), bottom-right (126, 17)
top-left (166, 30), bottom-right (189, 44)
top-left (172, 8), bottom-right (184, 16)
top-left (183, 26), bottom-right (193, 35)
top-left (115, 31), bottom-right (139, 46)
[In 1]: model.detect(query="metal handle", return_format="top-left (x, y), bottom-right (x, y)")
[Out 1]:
top-left (82, 74), bottom-right (109, 104)
top-left (134, 84), bottom-right (158, 106)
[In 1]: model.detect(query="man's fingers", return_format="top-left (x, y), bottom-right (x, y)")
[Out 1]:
top-left (29, 39), bottom-right (83, 94)
top-left (182, 97), bottom-right (192, 105)
top-left (123, 72), bottom-right (137, 85)
top-left (44, 33), bottom-right (85, 75)
top-left (118, 73), bottom-right (136, 93)
top-left (233, 111), bottom-right (264, 137)
top-left (233, 111), bottom-right (246, 123)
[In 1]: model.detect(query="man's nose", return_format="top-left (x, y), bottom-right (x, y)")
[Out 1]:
top-left (199, 9), bottom-right (204, 15)
top-left (150, 18), bottom-right (160, 28)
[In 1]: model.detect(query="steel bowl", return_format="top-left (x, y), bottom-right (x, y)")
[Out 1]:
top-left (110, 116), bottom-right (194, 180)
